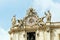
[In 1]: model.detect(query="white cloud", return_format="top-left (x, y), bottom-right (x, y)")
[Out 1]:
top-left (33, 0), bottom-right (60, 22)
top-left (0, 27), bottom-right (9, 40)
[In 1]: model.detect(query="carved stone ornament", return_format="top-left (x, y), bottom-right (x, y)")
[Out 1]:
top-left (27, 8), bottom-right (37, 16)
top-left (25, 16), bottom-right (38, 26)
top-left (24, 8), bottom-right (39, 26)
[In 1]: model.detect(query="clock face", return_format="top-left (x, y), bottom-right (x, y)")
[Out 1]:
top-left (25, 16), bottom-right (38, 26)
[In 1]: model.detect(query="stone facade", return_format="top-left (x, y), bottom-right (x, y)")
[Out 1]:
top-left (9, 8), bottom-right (60, 40)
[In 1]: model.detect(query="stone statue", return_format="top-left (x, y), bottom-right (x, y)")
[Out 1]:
top-left (27, 8), bottom-right (37, 16)
top-left (39, 16), bottom-right (45, 22)
top-left (45, 10), bottom-right (51, 22)
top-left (17, 19), bottom-right (23, 26)
top-left (38, 16), bottom-right (45, 27)
top-left (11, 15), bottom-right (16, 26)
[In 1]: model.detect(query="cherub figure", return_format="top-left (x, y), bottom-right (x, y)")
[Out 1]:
top-left (17, 19), bottom-right (23, 26)
top-left (39, 16), bottom-right (45, 22)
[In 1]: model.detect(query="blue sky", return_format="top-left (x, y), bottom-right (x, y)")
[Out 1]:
top-left (0, 0), bottom-right (60, 40)
top-left (0, 0), bottom-right (33, 30)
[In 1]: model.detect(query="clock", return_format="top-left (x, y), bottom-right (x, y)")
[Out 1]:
top-left (25, 16), bottom-right (38, 26)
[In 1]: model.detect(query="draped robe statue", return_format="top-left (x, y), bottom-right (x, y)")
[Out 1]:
top-left (45, 10), bottom-right (51, 22)
top-left (11, 15), bottom-right (16, 26)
